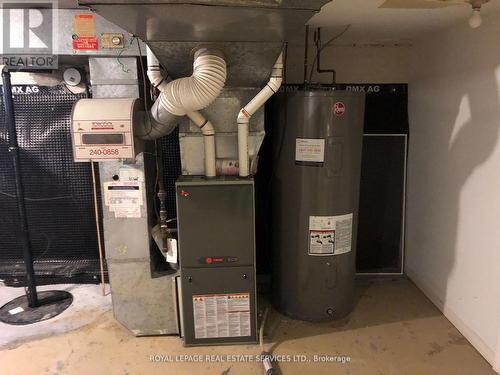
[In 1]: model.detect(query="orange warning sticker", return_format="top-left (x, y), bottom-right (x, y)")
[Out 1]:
top-left (74, 14), bottom-right (95, 38)
top-left (73, 14), bottom-right (98, 50)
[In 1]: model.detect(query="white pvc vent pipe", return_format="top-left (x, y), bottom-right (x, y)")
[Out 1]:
top-left (237, 52), bottom-right (283, 177)
top-left (146, 46), bottom-right (167, 91)
top-left (187, 111), bottom-right (216, 177)
top-left (143, 46), bottom-right (226, 177)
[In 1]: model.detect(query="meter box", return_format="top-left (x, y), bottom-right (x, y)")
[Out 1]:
top-left (71, 98), bottom-right (138, 162)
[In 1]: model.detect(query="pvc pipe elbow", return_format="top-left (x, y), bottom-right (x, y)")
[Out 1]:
top-left (237, 109), bottom-right (250, 123)
top-left (268, 52), bottom-right (284, 93)
top-left (147, 71), bottom-right (164, 88)
top-left (236, 51), bottom-right (283, 177)
top-left (201, 120), bottom-right (215, 136)
top-left (187, 111), bottom-right (215, 136)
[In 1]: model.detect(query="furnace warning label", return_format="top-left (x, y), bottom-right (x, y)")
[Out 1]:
top-left (308, 214), bottom-right (353, 256)
top-left (193, 293), bottom-right (251, 339)
top-left (295, 138), bottom-right (325, 163)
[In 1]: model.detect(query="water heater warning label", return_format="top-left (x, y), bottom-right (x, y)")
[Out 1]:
top-left (295, 138), bottom-right (325, 163)
top-left (308, 214), bottom-right (353, 256)
top-left (193, 293), bottom-right (251, 339)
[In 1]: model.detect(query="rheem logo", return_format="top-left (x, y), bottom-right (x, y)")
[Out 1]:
top-left (333, 102), bottom-right (346, 117)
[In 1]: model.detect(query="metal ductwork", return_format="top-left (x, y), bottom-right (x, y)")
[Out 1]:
top-left (78, 0), bottom-right (330, 86)
top-left (80, 0), bottom-right (331, 177)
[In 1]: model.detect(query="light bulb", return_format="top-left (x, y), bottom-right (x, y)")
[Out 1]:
top-left (469, 8), bottom-right (482, 28)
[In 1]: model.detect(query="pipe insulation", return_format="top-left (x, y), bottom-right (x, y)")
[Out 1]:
top-left (140, 46), bottom-right (226, 177)
top-left (237, 52), bottom-right (283, 177)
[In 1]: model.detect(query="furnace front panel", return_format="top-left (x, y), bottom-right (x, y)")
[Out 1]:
top-left (176, 177), bottom-right (257, 346)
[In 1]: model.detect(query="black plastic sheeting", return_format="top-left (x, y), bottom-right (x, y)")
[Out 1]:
top-left (0, 84), bottom-right (182, 286)
top-left (0, 84), bottom-right (105, 286)
top-left (357, 135), bottom-right (406, 273)
top-left (158, 128), bottom-right (182, 221)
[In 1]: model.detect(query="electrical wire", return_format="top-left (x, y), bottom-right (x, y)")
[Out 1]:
top-left (116, 37), bottom-right (134, 73)
top-left (308, 24), bottom-right (351, 84)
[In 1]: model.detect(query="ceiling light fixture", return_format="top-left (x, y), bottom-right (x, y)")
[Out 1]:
top-left (469, 6), bottom-right (482, 28)
top-left (467, 0), bottom-right (489, 29)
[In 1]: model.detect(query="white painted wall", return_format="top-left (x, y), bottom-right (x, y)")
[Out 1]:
top-left (406, 11), bottom-right (500, 371)
top-left (286, 44), bottom-right (412, 83)
top-left (285, 27), bottom-right (500, 370)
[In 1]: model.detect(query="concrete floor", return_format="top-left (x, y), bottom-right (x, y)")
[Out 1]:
top-left (0, 284), bottom-right (111, 348)
top-left (0, 278), bottom-right (495, 375)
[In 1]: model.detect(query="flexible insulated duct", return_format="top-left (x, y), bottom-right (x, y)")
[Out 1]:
top-left (139, 46), bottom-right (227, 177)
top-left (159, 50), bottom-right (226, 116)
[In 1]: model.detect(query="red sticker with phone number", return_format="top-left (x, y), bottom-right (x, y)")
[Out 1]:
top-left (73, 37), bottom-right (98, 50)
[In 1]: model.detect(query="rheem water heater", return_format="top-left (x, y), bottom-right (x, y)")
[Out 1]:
top-left (272, 90), bottom-right (365, 322)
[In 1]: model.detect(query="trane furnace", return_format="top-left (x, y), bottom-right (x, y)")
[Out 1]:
top-left (65, 0), bottom-right (366, 347)
top-left (176, 177), bottom-right (257, 345)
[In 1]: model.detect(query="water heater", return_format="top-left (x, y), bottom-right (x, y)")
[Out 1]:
top-left (272, 90), bottom-right (365, 322)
